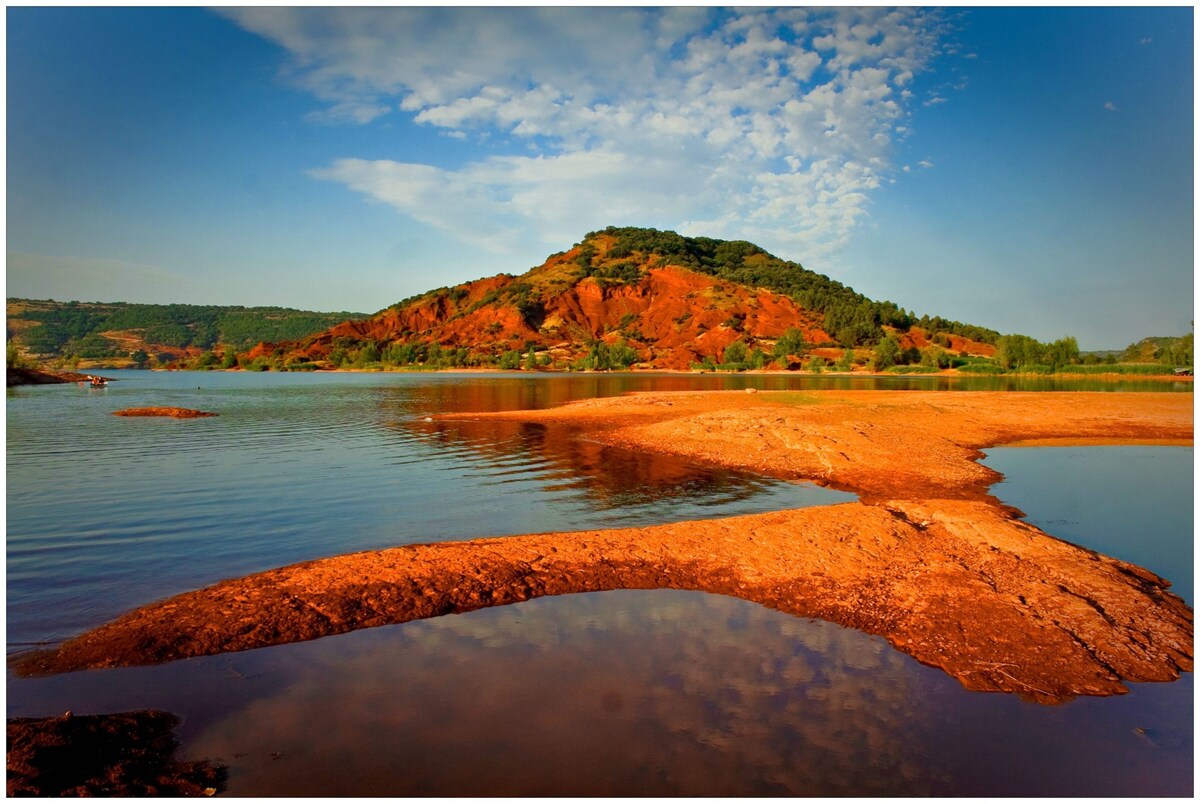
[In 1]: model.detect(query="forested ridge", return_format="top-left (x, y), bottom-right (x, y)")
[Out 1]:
top-left (7, 299), bottom-right (366, 360)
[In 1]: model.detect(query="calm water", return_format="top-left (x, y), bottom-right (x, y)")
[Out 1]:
top-left (6, 371), bottom-right (1194, 795)
top-left (983, 446), bottom-right (1194, 605)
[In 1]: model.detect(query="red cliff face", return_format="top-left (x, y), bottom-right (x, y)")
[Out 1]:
top-left (260, 263), bottom-right (843, 369)
top-left (247, 241), bottom-right (995, 369)
top-left (898, 326), bottom-right (997, 358)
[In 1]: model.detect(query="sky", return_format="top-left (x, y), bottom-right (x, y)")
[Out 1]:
top-left (5, 6), bottom-right (1194, 349)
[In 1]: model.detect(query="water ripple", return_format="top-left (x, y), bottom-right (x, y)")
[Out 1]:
top-left (7, 372), bottom-right (854, 644)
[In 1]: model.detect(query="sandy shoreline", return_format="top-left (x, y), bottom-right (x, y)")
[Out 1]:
top-left (11, 390), bottom-right (1193, 703)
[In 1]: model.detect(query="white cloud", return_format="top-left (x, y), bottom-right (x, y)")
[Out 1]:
top-left (918, 160), bottom-right (934, 169)
top-left (228, 7), bottom-right (950, 260)
top-left (1104, 101), bottom-right (1119, 112)
top-left (1139, 37), bottom-right (1152, 45)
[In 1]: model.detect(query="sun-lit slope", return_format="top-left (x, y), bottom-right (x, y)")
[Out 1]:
top-left (248, 227), bottom-right (997, 369)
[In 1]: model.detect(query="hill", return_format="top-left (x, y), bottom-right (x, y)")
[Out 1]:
top-left (243, 226), bottom-right (999, 371)
top-left (1120, 334), bottom-right (1194, 366)
top-left (6, 299), bottom-right (368, 368)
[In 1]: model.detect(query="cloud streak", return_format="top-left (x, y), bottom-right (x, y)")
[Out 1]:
top-left (229, 8), bottom-right (950, 259)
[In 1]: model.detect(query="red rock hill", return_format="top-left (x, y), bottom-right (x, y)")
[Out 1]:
top-left (246, 228), bottom-right (996, 370)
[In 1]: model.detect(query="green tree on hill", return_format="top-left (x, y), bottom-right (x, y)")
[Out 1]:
top-left (498, 349), bottom-right (521, 370)
top-left (7, 341), bottom-right (30, 369)
top-left (722, 339), bottom-right (748, 364)
top-left (773, 328), bottom-right (808, 363)
top-left (835, 349), bottom-right (854, 372)
top-left (872, 336), bottom-right (900, 371)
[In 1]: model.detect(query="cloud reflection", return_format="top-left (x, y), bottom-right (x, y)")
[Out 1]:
top-left (186, 590), bottom-right (940, 796)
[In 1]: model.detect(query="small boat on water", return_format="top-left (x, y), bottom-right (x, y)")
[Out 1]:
top-left (87, 375), bottom-right (108, 388)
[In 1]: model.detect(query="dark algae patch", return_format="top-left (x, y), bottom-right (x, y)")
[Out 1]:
top-left (7, 710), bottom-right (225, 796)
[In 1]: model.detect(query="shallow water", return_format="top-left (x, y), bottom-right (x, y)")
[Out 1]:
top-left (6, 371), bottom-right (854, 644)
top-left (982, 446), bottom-right (1194, 605)
top-left (6, 371), bottom-right (1194, 795)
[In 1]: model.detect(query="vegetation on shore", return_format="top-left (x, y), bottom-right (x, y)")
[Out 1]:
top-left (194, 338), bottom-right (1191, 377)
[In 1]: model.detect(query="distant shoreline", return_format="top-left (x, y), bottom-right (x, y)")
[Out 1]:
top-left (35, 364), bottom-right (1193, 382)
top-left (6, 367), bottom-right (110, 387)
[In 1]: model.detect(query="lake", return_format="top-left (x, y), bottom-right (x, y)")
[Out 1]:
top-left (6, 371), bottom-right (1193, 795)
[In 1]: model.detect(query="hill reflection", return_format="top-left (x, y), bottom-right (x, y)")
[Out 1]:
top-left (388, 414), bottom-right (838, 516)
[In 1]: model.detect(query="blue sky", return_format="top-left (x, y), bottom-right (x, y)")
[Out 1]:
top-left (6, 6), bottom-right (1193, 349)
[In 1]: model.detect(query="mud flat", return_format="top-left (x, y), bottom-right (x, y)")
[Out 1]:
top-left (113, 407), bottom-right (217, 418)
top-left (12, 391), bottom-right (1193, 704)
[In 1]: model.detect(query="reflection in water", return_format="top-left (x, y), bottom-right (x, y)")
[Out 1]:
top-left (9, 592), bottom-right (943, 796)
top-left (6, 372), bottom-right (1194, 796)
top-left (9, 589), bottom-right (1190, 796)
top-left (186, 594), bottom-right (936, 797)
top-left (391, 416), bottom-right (837, 521)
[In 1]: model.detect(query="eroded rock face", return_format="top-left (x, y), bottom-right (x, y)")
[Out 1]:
top-left (12, 390), bottom-right (1193, 704)
top-left (246, 241), bottom-right (999, 371)
top-left (112, 407), bottom-right (217, 418)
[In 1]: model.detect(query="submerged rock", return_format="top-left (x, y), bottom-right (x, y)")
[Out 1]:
top-left (6, 710), bottom-right (225, 797)
top-left (113, 407), bottom-right (218, 418)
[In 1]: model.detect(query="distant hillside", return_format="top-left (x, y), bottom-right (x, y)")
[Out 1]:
top-left (1120, 334), bottom-right (1194, 366)
top-left (6, 299), bottom-right (367, 367)
top-left (244, 226), bottom-right (999, 371)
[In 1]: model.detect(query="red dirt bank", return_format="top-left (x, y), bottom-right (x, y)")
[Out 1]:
top-left (12, 391), bottom-right (1193, 704)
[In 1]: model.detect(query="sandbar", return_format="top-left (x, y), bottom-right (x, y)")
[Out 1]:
top-left (12, 390), bottom-right (1193, 704)
top-left (113, 407), bottom-right (217, 418)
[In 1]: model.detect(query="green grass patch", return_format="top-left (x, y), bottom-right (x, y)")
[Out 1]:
top-left (769, 391), bottom-right (825, 406)
top-left (884, 365), bottom-right (939, 374)
top-left (1053, 363), bottom-right (1183, 375)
